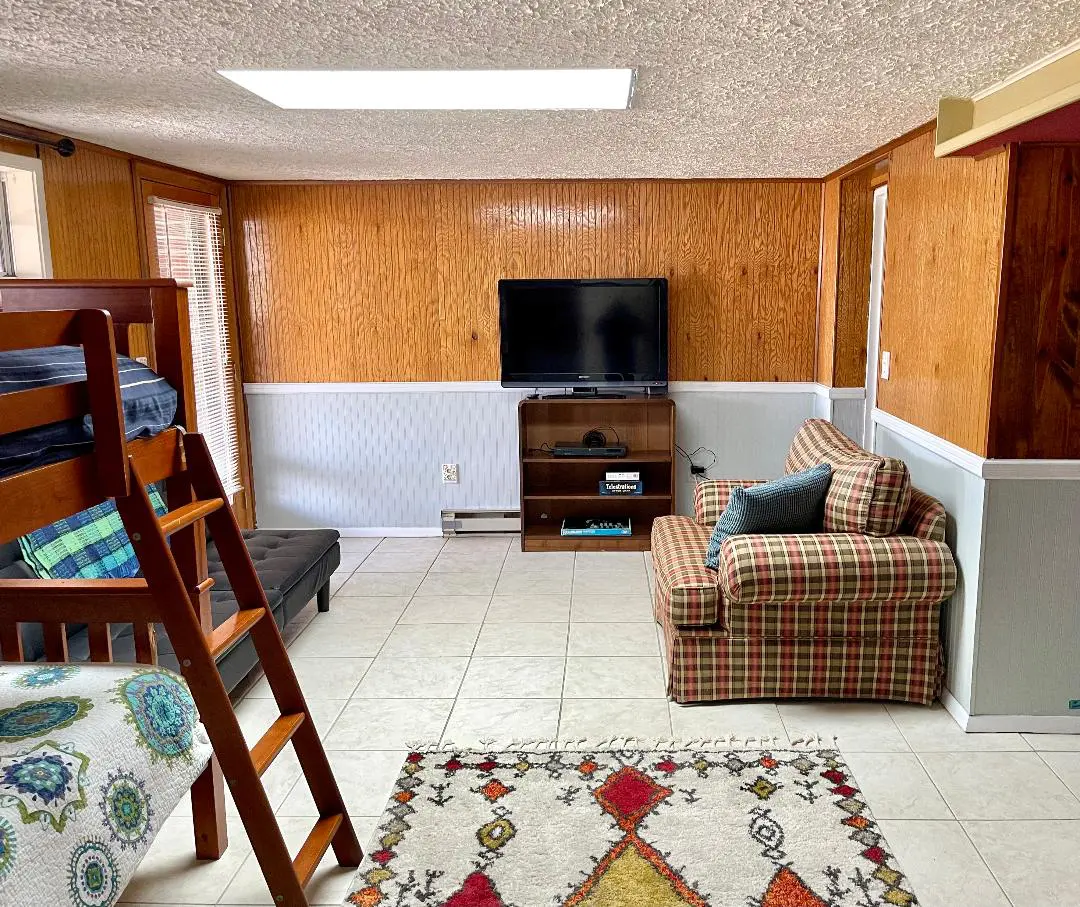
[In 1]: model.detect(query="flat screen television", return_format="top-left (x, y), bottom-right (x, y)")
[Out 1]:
top-left (499, 278), bottom-right (668, 390)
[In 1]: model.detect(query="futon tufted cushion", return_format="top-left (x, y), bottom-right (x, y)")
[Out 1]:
top-left (207, 529), bottom-right (340, 595)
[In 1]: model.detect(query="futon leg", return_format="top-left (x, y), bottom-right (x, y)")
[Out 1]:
top-left (317, 580), bottom-right (331, 612)
top-left (191, 755), bottom-right (228, 859)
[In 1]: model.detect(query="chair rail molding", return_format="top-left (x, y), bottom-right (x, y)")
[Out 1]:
top-left (872, 408), bottom-right (1080, 479)
top-left (244, 381), bottom-right (866, 398)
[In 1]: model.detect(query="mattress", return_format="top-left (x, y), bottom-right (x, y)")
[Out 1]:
top-left (0, 345), bottom-right (178, 479)
top-left (0, 661), bottom-right (213, 905)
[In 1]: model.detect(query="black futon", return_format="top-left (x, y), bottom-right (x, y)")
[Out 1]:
top-left (0, 528), bottom-right (340, 692)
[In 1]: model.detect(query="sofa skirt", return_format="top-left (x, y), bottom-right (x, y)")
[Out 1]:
top-left (659, 614), bottom-right (942, 706)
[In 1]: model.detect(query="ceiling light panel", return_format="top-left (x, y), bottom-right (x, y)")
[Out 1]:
top-left (217, 69), bottom-right (634, 110)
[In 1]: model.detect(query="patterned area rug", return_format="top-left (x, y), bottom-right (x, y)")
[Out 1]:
top-left (344, 742), bottom-right (918, 906)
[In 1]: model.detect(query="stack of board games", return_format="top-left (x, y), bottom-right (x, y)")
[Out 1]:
top-left (599, 469), bottom-right (643, 495)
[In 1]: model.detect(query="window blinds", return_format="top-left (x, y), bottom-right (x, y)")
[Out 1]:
top-left (151, 197), bottom-right (241, 497)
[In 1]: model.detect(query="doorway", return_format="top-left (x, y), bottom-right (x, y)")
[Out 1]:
top-left (863, 185), bottom-right (888, 449)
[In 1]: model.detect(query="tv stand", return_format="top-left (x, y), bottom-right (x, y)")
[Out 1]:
top-left (536, 389), bottom-right (627, 400)
top-left (518, 396), bottom-right (676, 551)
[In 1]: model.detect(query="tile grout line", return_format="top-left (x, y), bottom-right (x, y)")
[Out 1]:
top-left (1032, 748), bottom-right (1080, 806)
top-left (276, 537), bottom-right (400, 814)
top-left (555, 553), bottom-right (576, 743)
top-left (440, 537), bottom-right (511, 745)
top-left (905, 744), bottom-right (1026, 901)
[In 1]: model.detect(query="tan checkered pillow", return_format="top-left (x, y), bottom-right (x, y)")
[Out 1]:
top-left (785, 419), bottom-right (911, 536)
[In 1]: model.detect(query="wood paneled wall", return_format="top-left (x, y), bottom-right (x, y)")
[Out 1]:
top-left (230, 180), bottom-right (823, 383)
top-left (877, 130), bottom-right (1012, 454)
top-left (39, 147), bottom-right (143, 280)
top-left (816, 177), bottom-right (840, 383)
top-left (816, 169), bottom-right (873, 387)
top-left (833, 168), bottom-right (874, 388)
top-left (989, 145), bottom-right (1080, 458)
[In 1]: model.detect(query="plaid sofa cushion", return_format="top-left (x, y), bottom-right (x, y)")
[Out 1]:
top-left (651, 515), bottom-right (722, 627)
top-left (785, 419), bottom-right (911, 536)
top-left (719, 533), bottom-right (957, 606)
top-left (901, 487), bottom-right (947, 542)
top-left (694, 480), bottom-right (766, 526)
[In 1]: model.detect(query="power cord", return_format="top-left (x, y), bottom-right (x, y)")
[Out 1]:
top-left (586, 425), bottom-right (621, 445)
top-left (676, 444), bottom-right (717, 482)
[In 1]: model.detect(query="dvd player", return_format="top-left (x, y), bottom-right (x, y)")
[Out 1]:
top-left (553, 442), bottom-right (628, 458)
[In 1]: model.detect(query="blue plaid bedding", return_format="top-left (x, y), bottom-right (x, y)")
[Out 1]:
top-left (0, 345), bottom-right (177, 478)
top-left (18, 486), bottom-right (169, 579)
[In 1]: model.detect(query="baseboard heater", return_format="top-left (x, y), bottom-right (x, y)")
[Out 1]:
top-left (441, 509), bottom-right (521, 535)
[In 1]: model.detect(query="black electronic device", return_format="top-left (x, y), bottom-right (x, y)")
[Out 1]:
top-left (499, 278), bottom-right (668, 392)
top-left (552, 442), bottom-right (628, 458)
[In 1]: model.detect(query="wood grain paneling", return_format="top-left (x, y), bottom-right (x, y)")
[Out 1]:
top-left (230, 180), bottom-right (822, 383)
top-left (877, 130), bottom-right (1011, 454)
top-left (817, 169), bottom-right (874, 388)
top-left (817, 177), bottom-right (840, 384)
top-left (40, 147), bottom-right (142, 279)
top-left (0, 137), bottom-right (31, 157)
top-left (834, 167), bottom-right (874, 388)
top-left (988, 145), bottom-right (1080, 458)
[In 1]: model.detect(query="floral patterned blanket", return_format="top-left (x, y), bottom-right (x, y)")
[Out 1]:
top-left (0, 661), bottom-right (213, 906)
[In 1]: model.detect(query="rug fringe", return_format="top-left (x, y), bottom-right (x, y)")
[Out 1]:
top-left (403, 735), bottom-right (838, 753)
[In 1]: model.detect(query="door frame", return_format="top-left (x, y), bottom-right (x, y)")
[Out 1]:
top-left (863, 184), bottom-right (888, 450)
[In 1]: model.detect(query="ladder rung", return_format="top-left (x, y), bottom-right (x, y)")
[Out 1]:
top-left (192, 576), bottom-right (215, 596)
top-left (158, 498), bottom-right (224, 536)
top-left (207, 608), bottom-right (264, 659)
top-left (293, 814), bottom-right (344, 888)
top-left (250, 712), bottom-right (306, 776)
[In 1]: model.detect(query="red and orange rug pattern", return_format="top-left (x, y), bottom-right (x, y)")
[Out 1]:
top-left (344, 746), bottom-right (918, 906)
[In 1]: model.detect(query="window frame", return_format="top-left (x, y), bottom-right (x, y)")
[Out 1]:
top-left (0, 149), bottom-right (53, 279)
top-left (134, 161), bottom-right (254, 526)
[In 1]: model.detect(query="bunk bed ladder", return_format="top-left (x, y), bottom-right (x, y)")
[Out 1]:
top-left (116, 433), bottom-right (362, 906)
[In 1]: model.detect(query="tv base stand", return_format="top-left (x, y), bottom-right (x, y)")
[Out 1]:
top-left (531, 391), bottom-right (628, 400)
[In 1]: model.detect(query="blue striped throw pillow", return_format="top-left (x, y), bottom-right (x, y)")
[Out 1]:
top-left (704, 464), bottom-right (833, 569)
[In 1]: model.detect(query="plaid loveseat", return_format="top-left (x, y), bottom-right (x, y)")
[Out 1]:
top-left (651, 419), bottom-right (957, 705)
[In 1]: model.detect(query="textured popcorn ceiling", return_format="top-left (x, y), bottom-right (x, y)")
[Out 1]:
top-left (0, 1), bottom-right (1077, 180)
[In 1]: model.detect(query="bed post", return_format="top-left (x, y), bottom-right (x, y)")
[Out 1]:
top-left (158, 284), bottom-right (229, 860)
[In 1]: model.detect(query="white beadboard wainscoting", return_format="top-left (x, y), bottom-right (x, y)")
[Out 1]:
top-left (243, 381), bottom-right (864, 532)
top-left (873, 409), bottom-right (1080, 733)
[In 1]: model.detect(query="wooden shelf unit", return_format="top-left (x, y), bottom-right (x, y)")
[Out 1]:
top-left (518, 396), bottom-right (676, 551)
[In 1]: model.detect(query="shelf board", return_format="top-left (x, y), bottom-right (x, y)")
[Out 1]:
top-left (523, 493), bottom-right (671, 502)
top-left (521, 524), bottom-right (652, 552)
top-left (522, 449), bottom-right (672, 464)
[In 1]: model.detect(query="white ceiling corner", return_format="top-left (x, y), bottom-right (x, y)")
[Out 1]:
top-left (0, 0), bottom-right (1077, 181)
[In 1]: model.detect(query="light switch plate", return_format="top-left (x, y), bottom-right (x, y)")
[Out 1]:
top-left (880, 350), bottom-right (891, 380)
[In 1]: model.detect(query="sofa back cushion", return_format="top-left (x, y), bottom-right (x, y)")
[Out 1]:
top-left (785, 419), bottom-right (911, 536)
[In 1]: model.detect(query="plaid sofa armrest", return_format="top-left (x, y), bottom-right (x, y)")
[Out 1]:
top-left (900, 488), bottom-right (947, 542)
top-left (719, 533), bottom-right (957, 605)
top-left (694, 480), bottom-right (766, 525)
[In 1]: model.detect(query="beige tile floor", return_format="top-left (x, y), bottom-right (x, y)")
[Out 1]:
top-left (122, 534), bottom-right (1080, 906)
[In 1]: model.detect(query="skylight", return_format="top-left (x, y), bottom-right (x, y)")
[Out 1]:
top-left (217, 69), bottom-right (635, 110)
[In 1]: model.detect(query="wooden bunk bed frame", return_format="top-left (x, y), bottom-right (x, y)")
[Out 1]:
top-left (0, 279), bottom-right (361, 906)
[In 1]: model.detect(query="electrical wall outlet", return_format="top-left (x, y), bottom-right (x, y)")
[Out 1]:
top-left (442, 463), bottom-right (459, 484)
top-left (880, 350), bottom-right (891, 380)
